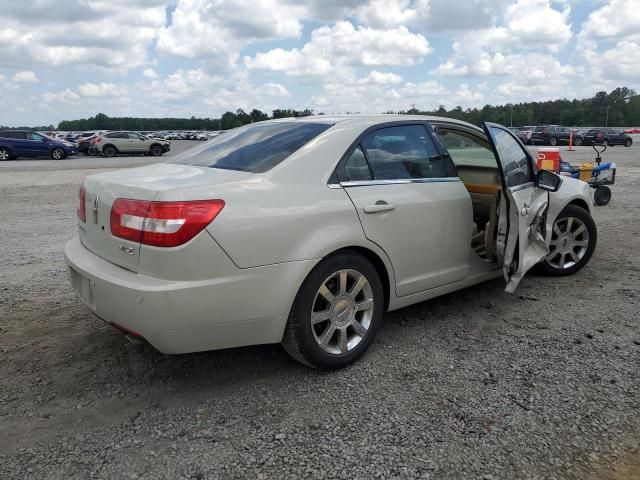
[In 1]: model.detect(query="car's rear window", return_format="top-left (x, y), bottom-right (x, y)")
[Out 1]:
top-left (171, 122), bottom-right (333, 173)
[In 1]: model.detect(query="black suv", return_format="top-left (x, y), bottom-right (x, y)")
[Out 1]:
top-left (530, 126), bottom-right (583, 146)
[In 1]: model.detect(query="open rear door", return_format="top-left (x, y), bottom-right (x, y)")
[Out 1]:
top-left (483, 122), bottom-right (549, 293)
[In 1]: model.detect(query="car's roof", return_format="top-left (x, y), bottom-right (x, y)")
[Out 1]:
top-left (264, 114), bottom-right (483, 131)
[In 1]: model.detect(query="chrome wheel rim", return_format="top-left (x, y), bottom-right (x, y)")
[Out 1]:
top-left (53, 149), bottom-right (62, 159)
top-left (546, 216), bottom-right (589, 269)
top-left (151, 146), bottom-right (161, 155)
top-left (0, 150), bottom-right (8, 160)
top-left (311, 269), bottom-right (374, 355)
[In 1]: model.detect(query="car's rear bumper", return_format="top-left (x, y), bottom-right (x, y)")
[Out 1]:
top-left (64, 237), bottom-right (314, 354)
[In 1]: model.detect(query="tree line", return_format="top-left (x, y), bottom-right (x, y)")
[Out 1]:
top-left (52, 108), bottom-right (313, 132)
top-left (2, 87), bottom-right (637, 132)
top-left (393, 87), bottom-right (638, 128)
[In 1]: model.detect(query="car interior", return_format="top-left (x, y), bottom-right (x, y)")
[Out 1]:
top-left (434, 126), bottom-right (503, 263)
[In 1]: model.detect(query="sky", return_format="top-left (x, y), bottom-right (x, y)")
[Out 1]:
top-left (0, 0), bottom-right (638, 126)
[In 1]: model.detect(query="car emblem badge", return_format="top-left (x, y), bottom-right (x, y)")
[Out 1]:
top-left (93, 195), bottom-right (99, 224)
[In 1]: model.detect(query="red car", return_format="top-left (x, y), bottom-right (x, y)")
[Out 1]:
top-left (624, 128), bottom-right (640, 134)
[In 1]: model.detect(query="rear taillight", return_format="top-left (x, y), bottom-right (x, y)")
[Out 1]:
top-left (90, 136), bottom-right (102, 144)
top-left (110, 199), bottom-right (225, 247)
top-left (77, 186), bottom-right (87, 222)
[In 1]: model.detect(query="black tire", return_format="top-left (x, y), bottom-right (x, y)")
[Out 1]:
top-left (593, 186), bottom-right (612, 206)
top-left (536, 205), bottom-right (597, 277)
top-left (574, 137), bottom-right (583, 146)
top-left (282, 251), bottom-right (384, 370)
top-left (625, 138), bottom-right (632, 147)
top-left (0, 147), bottom-right (11, 161)
top-left (549, 137), bottom-right (557, 146)
top-left (51, 148), bottom-right (65, 160)
top-left (149, 144), bottom-right (163, 156)
top-left (103, 144), bottom-right (117, 157)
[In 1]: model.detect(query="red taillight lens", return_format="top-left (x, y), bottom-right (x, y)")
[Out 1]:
top-left (90, 136), bottom-right (102, 144)
top-left (77, 186), bottom-right (87, 222)
top-left (110, 199), bottom-right (225, 247)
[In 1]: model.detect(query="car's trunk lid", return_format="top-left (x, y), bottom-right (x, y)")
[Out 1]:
top-left (79, 163), bottom-right (250, 272)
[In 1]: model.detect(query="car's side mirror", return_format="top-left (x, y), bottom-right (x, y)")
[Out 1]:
top-left (537, 169), bottom-right (562, 192)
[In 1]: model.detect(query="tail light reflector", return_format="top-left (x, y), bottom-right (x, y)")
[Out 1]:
top-left (110, 199), bottom-right (225, 247)
top-left (77, 186), bottom-right (87, 222)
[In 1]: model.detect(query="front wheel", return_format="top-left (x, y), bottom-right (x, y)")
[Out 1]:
top-left (149, 144), bottom-right (163, 156)
top-left (537, 205), bottom-right (597, 276)
top-left (51, 148), bottom-right (65, 160)
top-left (574, 137), bottom-right (583, 146)
top-left (549, 137), bottom-right (558, 146)
top-left (625, 139), bottom-right (632, 147)
top-left (282, 251), bottom-right (384, 369)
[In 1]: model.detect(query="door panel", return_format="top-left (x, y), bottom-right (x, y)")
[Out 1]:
top-left (483, 122), bottom-right (549, 292)
top-left (345, 181), bottom-right (472, 296)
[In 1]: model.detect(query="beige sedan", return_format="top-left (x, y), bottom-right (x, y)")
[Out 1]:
top-left (65, 116), bottom-right (597, 369)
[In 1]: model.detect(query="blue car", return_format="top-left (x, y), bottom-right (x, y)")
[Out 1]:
top-left (0, 130), bottom-right (79, 160)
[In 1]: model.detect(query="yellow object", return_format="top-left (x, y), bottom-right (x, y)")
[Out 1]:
top-left (539, 159), bottom-right (556, 171)
top-left (579, 162), bottom-right (594, 181)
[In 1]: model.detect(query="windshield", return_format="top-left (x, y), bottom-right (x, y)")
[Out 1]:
top-left (171, 122), bottom-right (333, 173)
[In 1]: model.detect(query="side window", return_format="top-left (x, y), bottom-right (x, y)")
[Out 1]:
top-left (27, 132), bottom-right (43, 141)
top-left (361, 124), bottom-right (454, 180)
top-left (128, 133), bottom-right (143, 140)
top-left (106, 132), bottom-right (126, 139)
top-left (436, 130), bottom-right (496, 168)
top-left (488, 126), bottom-right (534, 188)
top-left (343, 146), bottom-right (372, 181)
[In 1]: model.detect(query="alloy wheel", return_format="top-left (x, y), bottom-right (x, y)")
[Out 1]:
top-left (0, 149), bottom-right (9, 160)
top-left (545, 216), bottom-right (590, 269)
top-left (310, 269), bottom-right (374, 355)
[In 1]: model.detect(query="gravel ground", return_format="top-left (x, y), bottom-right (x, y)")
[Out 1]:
top-left (1, 142), bottom-right (639, 480)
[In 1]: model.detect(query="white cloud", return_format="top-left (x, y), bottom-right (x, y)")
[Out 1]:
top-left (42, 89), bottom-right (81, 104)
top-left (506, 0), bottom-right (572, 51)
top-left (257, 83), bottom-right (291, 97)
top-left (143, 68), bottom-right (159, 79)
top-left (77, 82), bottom-right (124, 97)
top-left (245, 21), bottom-right (430, 76)
top-left (12, 71), bottom-right (38, 83)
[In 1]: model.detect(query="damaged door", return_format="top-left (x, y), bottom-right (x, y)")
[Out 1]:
top-left (483, 122), bottom-right (550, 293)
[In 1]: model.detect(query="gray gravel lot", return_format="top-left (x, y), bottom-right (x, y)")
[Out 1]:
top-left (1, 141), bottom-right (639, 479)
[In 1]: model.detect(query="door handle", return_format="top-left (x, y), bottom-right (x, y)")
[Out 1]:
top-left (363, 201), bottom-right (396, 214)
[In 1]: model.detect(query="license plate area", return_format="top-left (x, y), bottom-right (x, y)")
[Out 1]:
top-left (69, 267), bottom-right (95, 308)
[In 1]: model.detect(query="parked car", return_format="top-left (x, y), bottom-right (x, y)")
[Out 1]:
top-left (65, 116), bottom-right (597, 369)
top-left (583, 129), bottom-right (633, 147)
top-left (624, 127), bottom-right (640, 134)
top-left (0, 130), bottom-right (78, 160)
top-left (89, 131), bottom-right (171, 157)
top-left (530, 125), bottom-right (583, 146)
top-left (514, 125), bottom-right (535, 144)
top-left (77, 131), bottom-right (103, 153)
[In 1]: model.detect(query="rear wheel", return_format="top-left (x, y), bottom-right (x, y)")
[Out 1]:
top-left (625, 138), bottom-right (632, 147)
top-left (602, 139), bottom-right (609, 146)
top-left (103, 145), bottom-right (117, 157)
top-left (574, 137), bottom-right (583, 146)
top-left (0, 147), bottom-right (10, 161)
top-left (51, 148), bottom-right (65, 160)
top-left (150, 144), bottom-right (163, 156)
top-left (537, 205), bottom-right (597, 276)
top-left (282, 251), bottom-right (384, 369)
top-left (549, 137), bottom-right (558, 146)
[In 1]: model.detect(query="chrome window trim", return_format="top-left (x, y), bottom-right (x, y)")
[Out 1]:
top-left (328, 177), bottom-right (461, 188)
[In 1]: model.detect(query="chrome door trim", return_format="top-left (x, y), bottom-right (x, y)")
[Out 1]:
top-left (329, 177), bottom-right (461, 189)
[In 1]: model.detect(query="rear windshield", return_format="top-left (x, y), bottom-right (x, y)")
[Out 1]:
top-left (171, 122), bottom-right (333, 173)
